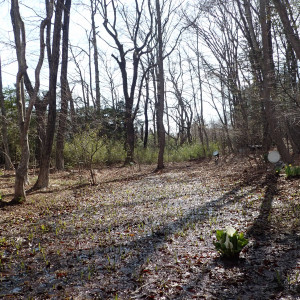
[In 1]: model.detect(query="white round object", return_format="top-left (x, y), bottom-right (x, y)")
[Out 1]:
top-left (213, 151), bottom-right (219, 156)
top-left (268, 151), bottom-right (280, 163)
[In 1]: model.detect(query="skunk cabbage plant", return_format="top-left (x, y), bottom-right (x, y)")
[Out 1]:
top-left (213, 226), bottom-right (248, 259)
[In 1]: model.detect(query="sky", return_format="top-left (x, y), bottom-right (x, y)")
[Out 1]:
top-left (0, 0), bottom-right (220, 123)
top-left (0, 0), bottom-right (17, 87)
top-left (0, 0), bottom-right (92, 89)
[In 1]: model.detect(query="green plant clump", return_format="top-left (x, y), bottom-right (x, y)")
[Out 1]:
top-left (213, 226), bottom-right (248, 259)
top-left (285, 164), bottom-right (300, 178)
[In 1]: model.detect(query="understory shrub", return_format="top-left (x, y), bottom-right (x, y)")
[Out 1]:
top-left (64, 134), bottom-right (219, 167)
top-left (64, 131), bottom-right (125, 167)
top-left (285, 164), bottom-right (300, 178)
top-left (135, 146), bottom-right (158, 165)
top-left (165, 142), bottom-right (219, 162)
top-left (104, 141), bottom-right (126, 165)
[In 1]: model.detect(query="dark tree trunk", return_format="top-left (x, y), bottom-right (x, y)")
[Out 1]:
top-left (151, 64), bottom-right (158, 147)
top-left (34, 0), bottom-right (64, 189)
top-left (34, 96), bottom-right (48, 165)
top-left (14, 127), bottom-right (29, 202)
top-left (10, 0), bottom-right (50, 202)
top-left (100, 0), bottom-right (153, 165)
top-left (91, 0), bottom-right (101, 112)
top-left (13, 77), bottom-right (29, 203)
top-left (196, 32), bottom-right (209, 153)
top-left (260, 0), bottom-right (292, 163)
top-left (124, 112), bottom-right (135, 164)
top-left (68, 85), bottom-right (77, 133)
top-left (11, 0), bottom-right (29, 202)
top-left (155, 0), bottom-right (165, 170)
top-left (56, 0), bottom-right (71, 170)
top-left (144, 74), bottom-right (150, 149)
top-left (272, 0), bottom-right (300, 60)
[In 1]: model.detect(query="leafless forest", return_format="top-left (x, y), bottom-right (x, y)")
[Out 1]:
top-left (0, 1), bottom-right (300, 298)
top-left (0, 0), bottom-right (299, 201)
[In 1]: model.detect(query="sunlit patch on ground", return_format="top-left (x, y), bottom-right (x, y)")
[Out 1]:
top-left (0, 159), bottom-right (299, 299)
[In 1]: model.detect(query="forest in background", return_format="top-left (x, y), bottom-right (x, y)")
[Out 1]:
top-left (0, 0), bottom-right (300, 203)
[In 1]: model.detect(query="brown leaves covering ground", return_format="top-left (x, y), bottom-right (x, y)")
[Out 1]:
top-left (0, 156), bottom-right (299, 299)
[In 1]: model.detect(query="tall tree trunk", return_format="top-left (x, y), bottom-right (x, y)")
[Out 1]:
top-left (155, 0), bottom-right (165, 170)
top-left (236, 0), bottom-right (270, 151)
top-left (11, 1), bottom-right (28, 203)
top-left (260, 0), bottom-right (292, 162)
top-left (56, 0), bottom-right (71, 170)
top-left (14, 77), bottom-right (28, 202)
top-left (34, 0), bottom-right (64, 189)
top-left (151, 64), bottom-right (158, 147)
top-left (100, 0), bottom-right (153, 165)
top-left (196, 33), bottom-right (209, 153)
top-left (34, 96), bottom-right (48, 165)
top-left (124, 112), bottom-right (135, 164)
top-left (272, 0), bottom-right (300, 60)
top-left (91, 0), bottom-right (101, 112)
top-left (0, 57), bottom-right (12, 170)
top-left (10, 0), bottom-right (50, 202)
top-left (68, 85), bottom-right (77, 133)
top-left (144, 73), bottom-right (149, 149)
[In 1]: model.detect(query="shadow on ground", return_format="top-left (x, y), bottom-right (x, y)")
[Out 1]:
top-left (0, 164), bottom-right (299, 299)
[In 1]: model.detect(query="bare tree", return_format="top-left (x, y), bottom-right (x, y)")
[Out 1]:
top-left (259, 0), bottom-right (292, 162)
top-left (90, 0), bottom-right (101, 112)
top-left (99, 0), bottom-right (154, 164)
top-left (56, 0), bottom-right (72, 170)
top-left (167, 52), bottom-right (193, 145)
top-left (272, 0), bottom-right (300, 60)
top-left (9, 0), bottom-right (51, 203)
top-left (155, 0), bottom-right (165, 169)
top-left (70, 46), bottom-right (90, 117)
top-left (187, 46), bottom-right (209, 152)
top-left (34, 0), bottom-right (64, 189)
top-left (141, 61), bottom-right (150, 148)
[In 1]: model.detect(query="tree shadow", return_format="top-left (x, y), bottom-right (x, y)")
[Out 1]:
top-left (177, 171), bottom-right (299, 299)
top-left (155, 171), bottom-right (299, 299)
top-left (7, 166), bottom-right (295, 299)
top-left (0, 172), bottom-right (252, 298)
top-left (0, 198), bottom-right (22, 208)
top-left (96, 183), bottom-right (260, 297)
top-left (247, 172), bottom-right (278, 238)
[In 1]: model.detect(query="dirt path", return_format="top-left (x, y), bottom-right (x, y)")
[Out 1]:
top-left (0, 158), bottom-right (299, 299)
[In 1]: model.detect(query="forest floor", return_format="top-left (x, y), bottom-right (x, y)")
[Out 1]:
top-left (0, 156), bottom-right (300, 299)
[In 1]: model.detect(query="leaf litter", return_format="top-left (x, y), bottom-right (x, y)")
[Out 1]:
top-left (0, 158), bottom-right (299, 299)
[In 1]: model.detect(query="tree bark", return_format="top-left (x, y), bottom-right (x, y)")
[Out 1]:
top-left (10, 3), bottom-right (28, 199)
top-left (10, 0), bottom-right (50, 202)
top-left (56, 0), bottom-right (71, 170)
top-left (143, 72), bottom-right (150, 149)
top-left (260, 0), bottom-right (292, 163)
top-left (155, 0), bottom-right (165, 170)
top-left (91, 0), bottom-right (101, 112)
top-left (34, 0), bottom-right (64, 189)
top-left (34, 95), bottom-right (48, 165)
top-left (272, 0), bottom-right (300, 60)
top-left (195, 32), bottom-right (209, 153)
